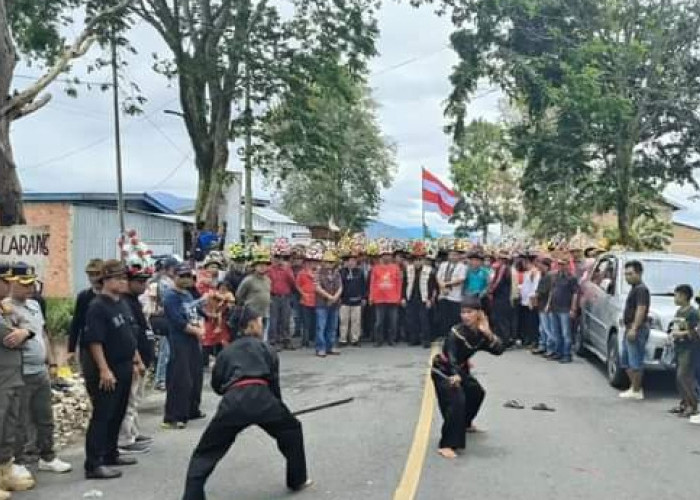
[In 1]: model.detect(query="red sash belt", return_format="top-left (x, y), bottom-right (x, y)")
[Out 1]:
top-left (228, 378), bottom-right (269, 391)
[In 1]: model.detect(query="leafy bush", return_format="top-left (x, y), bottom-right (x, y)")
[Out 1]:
top-left (45, 298), bottom-right (75, 340)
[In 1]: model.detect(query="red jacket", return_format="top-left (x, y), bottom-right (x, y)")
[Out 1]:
top-left (369, 264), bottom-right (402, 305)
top-left (296, 269), bottom-right (316, 307)
top-left (268, 264), bottom-right (296, 296)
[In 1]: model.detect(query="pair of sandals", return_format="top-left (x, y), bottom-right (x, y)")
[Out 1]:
top-left (503, 399), bottom-right (556, 412)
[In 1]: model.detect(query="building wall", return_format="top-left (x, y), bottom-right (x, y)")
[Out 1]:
top-left (24, 202), bottom-right (73, 298)
top-left (71, 205), bottom-right (185, 295)
top-left (670, 224), bottom-right (700, 258)
top-left (252, 214), bottom-right (311, 242)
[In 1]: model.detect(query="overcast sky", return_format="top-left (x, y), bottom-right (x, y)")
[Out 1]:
top-left (11, 1), bottom-right (505, 232)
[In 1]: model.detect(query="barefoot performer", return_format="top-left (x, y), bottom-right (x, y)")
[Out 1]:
top-left (182, 307), bottom-right (312, 500)
top-left (432, 294), bottom-right (505, 459)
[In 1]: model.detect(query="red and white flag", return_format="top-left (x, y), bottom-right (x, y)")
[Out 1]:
top-left (422, 168), bottom-right (457, 218)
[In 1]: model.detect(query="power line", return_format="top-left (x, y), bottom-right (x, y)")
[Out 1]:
top-left (146, 152), bottom-right (194, 190)
top-left (14, 74), bottom-right (113, 88)
top-left (19, 95), bottom-right (180, 171)
top-left (373, 46), bottom-right (450, 77)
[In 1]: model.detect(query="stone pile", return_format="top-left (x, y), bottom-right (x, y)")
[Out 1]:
top-left (51, 377), bottom-right (91, 449)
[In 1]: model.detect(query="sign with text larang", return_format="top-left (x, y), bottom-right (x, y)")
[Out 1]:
top-left (0, 226), bottom-right (50, 280)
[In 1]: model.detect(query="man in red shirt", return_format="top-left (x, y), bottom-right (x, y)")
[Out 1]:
top-left (369, 247), bottom-right (402, 346)
top-left (268, 253), bottom-right (297, 351)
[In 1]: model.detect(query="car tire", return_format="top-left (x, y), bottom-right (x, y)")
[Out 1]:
top-left (607, 332), bottom-right (629, 389)
top-left (573, 320), bottom-right (588, 357)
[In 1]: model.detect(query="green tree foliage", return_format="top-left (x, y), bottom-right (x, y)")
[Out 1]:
top-left (449, 120), bottom-right (521, 242)
top-left (269, 71), bottom-right (396, 233)
top-left (133, 0), bottom-right (380, 229)
top-left (602, 215), bottom-right (673, 252)
top-left (0, 0), bottom-right (133, 226)
top-left (433, 0), bottom-right (700, 245)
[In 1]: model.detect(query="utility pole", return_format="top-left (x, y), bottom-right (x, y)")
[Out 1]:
top-left (111, 32), bottom-right (126, 240)
top-left (243, 60), bottom-right (254, 243)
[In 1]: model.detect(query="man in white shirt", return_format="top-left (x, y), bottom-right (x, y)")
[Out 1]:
top-left (436, 250), bottom-right (467, 336)
top-left (518, 255), bottom-right (541, 348)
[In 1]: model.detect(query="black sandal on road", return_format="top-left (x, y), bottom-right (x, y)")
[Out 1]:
top-left (668, 406), bottom-right (685, 415)
top-left (503, 400), bottom-right (525, 410)
top-left (532, 403), bottom-right (556, 412)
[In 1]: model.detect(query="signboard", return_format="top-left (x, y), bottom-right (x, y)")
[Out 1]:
top-left (0, 225), bottom-right (50, 280)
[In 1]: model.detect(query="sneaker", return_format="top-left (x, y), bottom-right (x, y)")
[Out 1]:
top-left (619, 389), bottom-right (644, 400)
top-left (689, 414), bottom-right (700, 425)
top-left (558, 357), bottom-right (572, 364)
top-left (118, 442), bottom-right (151, 455)
top-left (155, 383), bottom-right (166, 391)
top-left (12, 465), bottom-right (32, 481)
top-left (135, 435), bottom-right (154, 444)
top-left (38, 457), bottom-right (72, 473)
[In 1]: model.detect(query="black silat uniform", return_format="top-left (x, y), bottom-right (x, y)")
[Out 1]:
top-left (182, 335), bottom-right (308, 500)
top-left (432, 324), bottom-right (505, 450)
top-left (82, 295), bottom-right (137, 472)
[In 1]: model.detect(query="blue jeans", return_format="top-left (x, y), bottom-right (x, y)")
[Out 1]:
top-left (315, 305), bottom-right (339, 354)
top-left (549, 312), bottom-right (572, 358)
top-left (538, 312), bottom-right (552, 351)
top-left (620, 327), bottom-right (649, 371)
top-left (155, 336), bottom-right (170, 386)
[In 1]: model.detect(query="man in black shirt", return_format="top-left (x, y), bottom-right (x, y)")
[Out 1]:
top-left (339, 255), bottom-right (367, 347)
top-left (619, 260), bottom-right (651, 400)
top-left (82, 260), bottom-right (139, 480)
top-left (545, 254), bottom-right (579, 363)
top-left (532, 257), bottom-right (553, 356)
top-left (118, 262), bottom-right (155, 454)
top-left (68, 259), bottom-right (104, 358)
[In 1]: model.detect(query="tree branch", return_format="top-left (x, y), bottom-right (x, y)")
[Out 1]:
top-left (1, 0), bottom-right (134, 120)
top-left (13, 94), bottom-right (52, 120)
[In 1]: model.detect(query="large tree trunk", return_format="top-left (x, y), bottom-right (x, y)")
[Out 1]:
top-left (615, 142), bottom-right (633, 246)
top-left (0, 1), bottom-right (24, 226)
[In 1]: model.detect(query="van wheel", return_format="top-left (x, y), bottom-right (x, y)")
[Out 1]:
top-left (573, 320), bottom-right (588, 357)
top-left (607, 332), bottom-right (629, 389)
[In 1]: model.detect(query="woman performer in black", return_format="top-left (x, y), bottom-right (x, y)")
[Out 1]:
top-left (432, 294), bottom-right (505, 459)
top-left (182, 307), bottom-right (313, 500)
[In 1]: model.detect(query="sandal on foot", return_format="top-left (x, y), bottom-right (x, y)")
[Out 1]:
top-left (532, 403), bottom-right (556, 412)
top-left (503, 400), bottom-right (525, 410)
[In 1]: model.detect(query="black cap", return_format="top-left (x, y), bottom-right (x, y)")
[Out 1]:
top-left (460, 294), bottom-right (483, 311)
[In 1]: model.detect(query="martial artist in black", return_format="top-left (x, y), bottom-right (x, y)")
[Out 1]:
top-left (182, 307), bottom-right (312, 500)
top-left (82, 260), bottom-right (138, 479)
top-left (432, 295), bottom-right (504, 459)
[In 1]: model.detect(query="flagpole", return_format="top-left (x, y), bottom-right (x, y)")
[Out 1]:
top-left (421, 167), bottom-right (426, 239)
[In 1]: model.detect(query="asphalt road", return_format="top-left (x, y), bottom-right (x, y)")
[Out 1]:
top-left (20, 345), bottom-right (700, 500)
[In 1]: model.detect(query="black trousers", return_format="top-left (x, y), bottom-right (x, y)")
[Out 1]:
top-left (406, 300), bottom-right (431, 346)
top-left (438, 299), bottom-right (461, 337)
top-left (491, 299), bottom-right (514, 345)
top-left (374, 304), bottom-right (398, 344)
top-left (362, 305), bottom-right (375, 340)
top-left (202, 344), bottom-right (223, 367)
top-left (517, 305), bottom-right (540, 346)
top-left (183, 386), bottom-right (307, 500)
top-left (432, 373), bottom-right (485, 450)
top-left (165, 338), bottom-right (204, 423)
top-left (82, 355), bottom-right (132, 471)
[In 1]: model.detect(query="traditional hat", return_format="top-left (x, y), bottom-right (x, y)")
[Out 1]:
top-left (425, 240), bottom-right (439, 261)
top-left (203, 252), bottom-right (225, 269)
top-left (119, 230), bottom-right (155, 279)
top-left (393, 239), bottom-right (409, 256)
top-left (454, 238), bottom-right (470, 253)
top-left (85, 258), bottom-right (104, 274)
top-left (271, 237), bottom-right (292, 257)
top-left (322, 249), bottom-right (339, 263)
top-left (100, 260), bottom-right (128, 281)
top-left (467, 248), bottom-right (485, 260)
top-left (305, 241), bottom-right (325, 262)
top-left (377, 238), bottom-right (393, 256)
top-left (251, 245), bottom-right (272, 265)
top-left (351, 233), bottom-right (367, 256)
top-left (411, 240), bottom-right (428, 258)
top-left (228, 243), bottom-right (247, 261)
top-left (362, 240), bottom-right (376, 256)
top-left (291, 244), bottom-right (306, 259)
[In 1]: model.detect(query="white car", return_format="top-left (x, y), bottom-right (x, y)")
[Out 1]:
top-left (575, 252), bottom-right (700, 387)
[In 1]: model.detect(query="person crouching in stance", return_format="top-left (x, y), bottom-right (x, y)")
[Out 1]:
top-left (432, 295), bottom-right (504, 459)
top-left (182, 307), bottom-right (312, 500)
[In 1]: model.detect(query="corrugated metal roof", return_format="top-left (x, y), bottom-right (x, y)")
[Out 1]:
top-left (673, 209), bottom-right (700, 230)
top-left (252, 207), bottom-right (303, 225)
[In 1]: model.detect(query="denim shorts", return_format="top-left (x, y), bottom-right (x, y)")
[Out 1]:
top-left (620, 327), bottom-right (649, 371)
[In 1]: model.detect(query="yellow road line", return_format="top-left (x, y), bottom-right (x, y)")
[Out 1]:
top-left (393, 344), bottom-right (439, 500)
